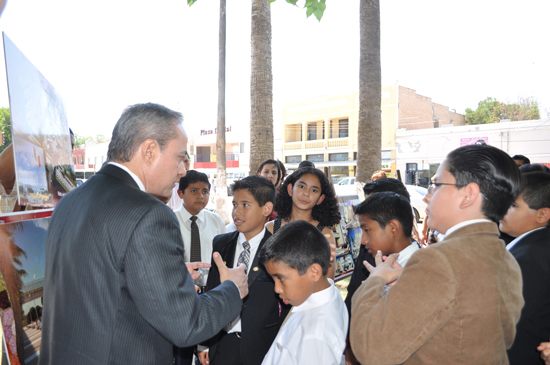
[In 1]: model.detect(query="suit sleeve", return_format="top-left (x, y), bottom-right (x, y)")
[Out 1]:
top-left (350, 248), bottom-right (456, 365)
top-left (124, 203), bottom-right (242, 347)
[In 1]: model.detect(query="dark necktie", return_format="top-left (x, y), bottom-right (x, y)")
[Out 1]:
top-left (237, 241), bottom-right (250, 271)
top-left (190, 216), bottom-right (201, 262)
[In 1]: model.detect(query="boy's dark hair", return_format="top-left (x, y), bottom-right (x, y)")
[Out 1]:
top-left (519, 164), bottom-right (550, 174)
top-left (298, 160), bottom-right (315, 169)
top-left (363, 178), bottom-right (410, 202)
top-left (179, 170), bottom-right (210, 192)
top-left (446, 145), bottom-right (524, 223)
top-left (275, 167), bottom-right (341, 227)
top-left (354, 192), bottom-right (413, 238)
top-left (231, 175), bottom-right (275, 207)
top-left (512, 154), bottom-right (530, 165)
top-left (276, 159), bottom-right (287, 182)
top-left (257, 159), bottom-right (283, 186)
top-left (522, 172), bottom-right (550, 218)
top-left (259, 220), bottom-right (330, 275)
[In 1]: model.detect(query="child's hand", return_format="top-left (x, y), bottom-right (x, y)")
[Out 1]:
top-left (363, 250), bottom-right (402, 285)
top-left (197, 350), bottom-right (209, 365)
top-left (538, 340), bottom-right (550, 364)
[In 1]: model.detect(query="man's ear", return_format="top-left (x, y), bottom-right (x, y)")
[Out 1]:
top-left (459, 183), bottom-right (481, 209)
top-left (263, 201), bottom-right (274, 218)
top-left (536, 207), bottom-right (550, 225)
top-left (287, 183), bottom-right (293, 197)
top-left (316, 194), bottom-right (325, 206)
top-left (308, 263), bottom-right (323, 282)
top-left (140, 139), bottom-right (158, 166)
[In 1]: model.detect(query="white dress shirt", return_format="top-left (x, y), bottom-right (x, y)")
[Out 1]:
top-left (396, 241), bottom-right (420, 267)
top-left (174, 205), bottom-right (226, 263)
top-left (108, 162), bottom-right (145, 191)
top-left (261, 279), bottom-right (348, 365)
top-left (444, 219), bottom-right (492, 238)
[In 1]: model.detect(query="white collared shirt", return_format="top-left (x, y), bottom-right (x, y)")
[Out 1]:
top-left (444, 219), bottom-right (492, 238)
top-left (506, 227), bottom-right (546, 251)
top-left (224, 228), bottom-right (267, 334)
top-left (173, 206), bottom-right (226, 263)
top-left (262, 279), bottom-right (348, 365)
top-left (396, 241), bottom-right (420, 267)
top-left (107, 162), bottom-right (146, 192)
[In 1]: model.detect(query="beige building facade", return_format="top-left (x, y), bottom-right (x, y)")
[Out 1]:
top-left (280, 84), bottom-right (464, 178)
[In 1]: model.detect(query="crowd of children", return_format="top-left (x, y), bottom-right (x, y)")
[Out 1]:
top-left (170, 146), bottom-right (550, 365)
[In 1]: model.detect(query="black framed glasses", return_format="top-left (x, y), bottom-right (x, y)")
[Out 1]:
top-left (427, 182), bottom-right (462, 194)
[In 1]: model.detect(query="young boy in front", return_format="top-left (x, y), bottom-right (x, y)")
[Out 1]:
top-left (259, 220), bottom-right (348, 365)
top-left (197, 175), bottom-right (290, 365)
top-left (499, 171), bottom-right (550, 364)
top-left (350, 144), bottom-right (525, 365)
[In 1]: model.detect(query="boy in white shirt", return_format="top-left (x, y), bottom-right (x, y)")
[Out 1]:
top-left (259, 220), bottom-right (348, 365)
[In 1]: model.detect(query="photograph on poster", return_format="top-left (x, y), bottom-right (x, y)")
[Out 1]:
top-left (0, 216), bottom-right (48, 365)
top-left (3, 33), bottom-right (75, 208)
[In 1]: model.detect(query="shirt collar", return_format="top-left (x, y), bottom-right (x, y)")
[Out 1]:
top-left (444, 219), bottom-right (492, 238)
top-left (396, 241), bottom-right (420, 266)
top-left (293, 279), bottom-right (335, 313)
top-left (108, 162), bottom-right (146, 192)
top-left (507, 227), bottom-right (546, 251)
top-left (238, 228), bottom-right (266, 251)
top-left (178, 205), bottom-right (205, 222)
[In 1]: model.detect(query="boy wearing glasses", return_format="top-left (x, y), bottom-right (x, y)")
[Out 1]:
top-left (350, 145), bottom-right (525, 365)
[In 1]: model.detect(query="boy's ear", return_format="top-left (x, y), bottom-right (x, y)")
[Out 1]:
top-left (536, 207), bottom-right (550, 225)
top-left (262, 201), bottom-right (274, 218)
top-left (177, 189), bottom-right (184, 199)
top-left (388, 219), bottom-right (402, 237)
top-left (459, 183), bottom-right (481, 209)
top-left (316, 194), bottom-right (325, 206)
top-left (287, 183), bottom-right (293, 197)
top-left (308, 263), bottom-right (323, 282)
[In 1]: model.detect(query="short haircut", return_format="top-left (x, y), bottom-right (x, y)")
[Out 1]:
top-left (354, 192), bottom-right (413, 238)
top-left (512, 154), bottom-right (530, 165)
top-left (298, 160), bottom-right (315, 169)
top-left (446, 145), bottom-right (524, 223)
top-left (231, 175), bottom-right (275, 207)
top-left (259, 220), bottom-right (330, 275)
top-left (363, 178), bottom-right (410, 202)
top-left (107, 103), bottom-right (183, 163)
top-left (519, 163), bottom-right (550, 174)
top-left (257, 159), bottom-right (282, 186)
top-left (179, 170), bottom-right (210, 192)
top-left (521, 172), bottom-right (550, 213)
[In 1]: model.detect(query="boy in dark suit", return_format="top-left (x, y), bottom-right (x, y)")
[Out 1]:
top-left (500, 171), bottom-right (550, 364)
top-left (198, 175), bottom-right (290, 365)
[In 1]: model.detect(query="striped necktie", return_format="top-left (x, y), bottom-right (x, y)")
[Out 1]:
top-left (237, 240), bottom-right (250, 270)
top-left (190, 216), bottom-right (201, 262)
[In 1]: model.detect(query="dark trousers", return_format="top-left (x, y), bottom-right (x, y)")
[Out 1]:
top-left (210, 332), bottom-right (243, 365)
top-left (174, 345), bottom-right (195, 365)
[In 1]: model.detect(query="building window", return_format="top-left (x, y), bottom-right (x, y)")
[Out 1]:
top-left (406, 163), bottom-right (418, 171)
top-left (381, 151), bottom-right (392, 160)
top-left (329, 153), bottom-right (348, 162)
top-left (353, 152), bottom-right (357, 161)
top-left (286, 155), bottom-right (301, 164)
top-left (306, 154), bottom-right (324, 162)
top-left (307, 121), bottom-right (324, 141)
top-left (240, 142), bottom-right (245, 153)
top-left (330, 118), bottom-right (349, 138)
top-left (339, 119), bottom-right (349, 138)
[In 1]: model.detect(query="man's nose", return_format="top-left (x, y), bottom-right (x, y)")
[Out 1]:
top-left (178, 161), bottom-right (187, 177)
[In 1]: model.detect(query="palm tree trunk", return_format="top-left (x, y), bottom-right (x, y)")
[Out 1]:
top-left (249, 0), bottom-right (274, 175)
top-left (356, 0), bottom-right (381, 185)
top-left (216, 0), bottom-right (229, 223)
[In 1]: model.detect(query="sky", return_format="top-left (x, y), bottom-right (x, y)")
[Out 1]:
top-left (0, 0), bottom-right (548, 140)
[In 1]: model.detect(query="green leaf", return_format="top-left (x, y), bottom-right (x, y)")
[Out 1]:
top-left (187, 0), bottom-right (197, 5)
top-left (306, 4), bottom-right (315, 18)
top-left (285, 0), bottom-right (299, 5)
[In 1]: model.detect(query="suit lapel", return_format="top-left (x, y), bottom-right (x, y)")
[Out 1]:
top-left (247, 231), bottom-right (272, 287)
top-left (223, 233), bottom-right (239, 268)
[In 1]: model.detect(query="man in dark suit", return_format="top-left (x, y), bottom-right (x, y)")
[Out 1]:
top-left (39, 103), bottom-right (249, 365)
top-left (198, 176), bottom-right (290, 365)
top-left (500, 171), bottom-right (550, 364)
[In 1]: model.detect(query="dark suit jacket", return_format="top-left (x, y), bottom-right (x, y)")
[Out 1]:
top-left (39, 164), bottom-right (242, 365)
top-left (507, 227), bottom-right (550, 364)
top-left (205, 230), bottom-right (290, 365)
